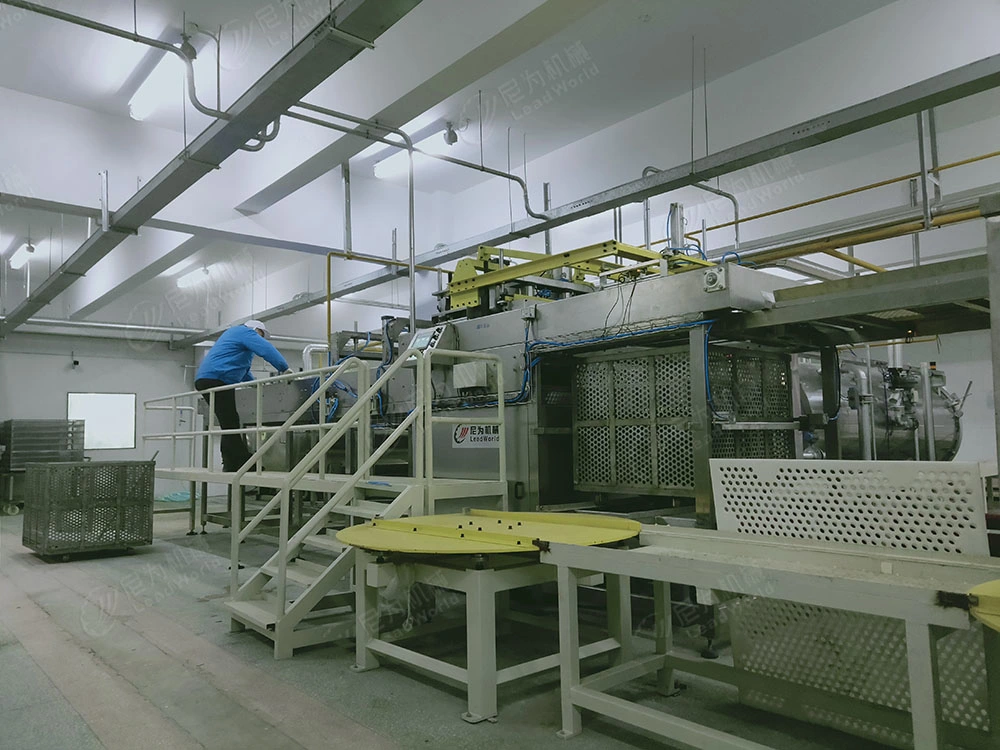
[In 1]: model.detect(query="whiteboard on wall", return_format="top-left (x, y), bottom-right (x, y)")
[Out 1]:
top-left (67, 392), bottom-right (137, 450)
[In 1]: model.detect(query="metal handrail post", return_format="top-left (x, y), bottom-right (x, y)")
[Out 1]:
top-left (208, 390), bottom-right (216, 472)
top-left (236, 355), bottom-right (416, 542)
top-left (496, 357), bottom-right (507, 510)
top-left (255, 381), bottom-right (263, 475)
top-left (422, 352), bottom-right (432, 514)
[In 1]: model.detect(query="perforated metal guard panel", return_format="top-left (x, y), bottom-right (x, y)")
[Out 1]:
top-left (22, 461), bottom-right (154, 556)
top-left (713, 460), bottom-right (989, 555)
top-left (573, 348), bottom-right (793, 495)
top-left (714, 459), bottom-right (993, 748)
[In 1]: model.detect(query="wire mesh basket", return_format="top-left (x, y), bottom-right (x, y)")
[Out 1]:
top-left (22, 461), bottom-right (154, 556)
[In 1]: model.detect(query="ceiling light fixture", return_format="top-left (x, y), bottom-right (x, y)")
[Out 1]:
top-left (9, 243), bottom-right (34, 270)
top-left (129, 36), bottom-right (196, 122)
top-left (373, 126), bottom-right (456, 180)
top-left (176, 265), bottom-right (212, 289)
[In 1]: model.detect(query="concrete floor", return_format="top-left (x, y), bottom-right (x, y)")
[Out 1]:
top-left (0, 506), bottom-right (888, 750)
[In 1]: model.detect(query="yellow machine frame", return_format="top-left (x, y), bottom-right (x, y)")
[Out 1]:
top-left (446, 240), bottom-right (715, 310)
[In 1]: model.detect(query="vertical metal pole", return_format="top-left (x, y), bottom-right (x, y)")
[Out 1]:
top-left (916, 112), bottom-right (933, 231)
top-left (407, 153), bottom-right (416, 335)
top-left (556, 565), bottom-right (582, 739)
top-left (920, 362), bottom-right (937, 461)
top-left (989, 218), bottom-right (1000, 475)
top-left (99, 170), bottom-right (109, 232)
top-left (689, 326), bottom-right (713, 526)
top-left (391, 227), bottom-right (398, 261)
top-left (910, 179), bottom-right (922, 267)
top-left (643, 198), bottom-right (651, 253)
top-left (255, 383), bottom-right (262, 475)
top-left (353, 550), bottom-right (380, 671)
top-left (857, 370), bottom-right (873, 461)
top-left (928, 108), bottom-right (942, 203)
top-left (670, 203), bottom-right (685, 250)
top-left (904, 621), bottom-right (942, 750)
top-left (605, 574), bottom-right (634, 666)
top-left (343, 161), bottom-right (353, 258)
top-left (866, 344), bottom-right (877, 460)
top-left (820, 348), bottom-right (842, 459)
top-left (543, 182), bottom-right (552, 255)
top-left (464, 570), bottom-right (498, 723)
top-left (701, 218), bottom-right (708, 257)
top-left (653, 580), bottom-right (674, 695)
top-left (495, 356), bottom-right (507, 511)
top-left (847, 245), bottom-right (857, 276)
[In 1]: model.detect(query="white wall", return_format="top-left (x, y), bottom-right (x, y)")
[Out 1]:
top-left (0, 332), bottom-right (195, 495)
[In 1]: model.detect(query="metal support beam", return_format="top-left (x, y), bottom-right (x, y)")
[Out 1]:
top-left (0, 0), bottom-right (421, 338)
top-left (414, 52), bottom-right (1000, 269)
top-left (172, 55), bottom-right (1000, 343)
top-left (821, 348), bottom-right (842, 459)
top-left (343, 162), bottom-right (353, 257)
top-left (988, 218), bottom-right (1000, 475)
top-left (689, 326), bottom-right (713, 526)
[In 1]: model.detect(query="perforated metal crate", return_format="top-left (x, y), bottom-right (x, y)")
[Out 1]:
top-left (22, 461), bottom-right (154, 556)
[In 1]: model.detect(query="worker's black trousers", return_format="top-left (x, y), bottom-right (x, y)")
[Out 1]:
top-left (195, 379), bottom-right (252, 472)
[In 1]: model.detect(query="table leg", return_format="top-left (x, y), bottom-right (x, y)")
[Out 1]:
top-left (904, 620), bottom-right (942, 750)
top-left (606, 573), bottom-right (634, 665)
top-left (353, 551), bottom-right (380, 672)
top-left (654, 580), bottom-right (675, 695)
top-left (464, 570), bottom-right (498, 723)
top-left (556, 565), bottom-right (582, 739)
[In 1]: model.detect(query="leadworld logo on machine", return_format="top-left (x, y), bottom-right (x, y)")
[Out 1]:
top-left (453, 424), bottom-right (500, 447)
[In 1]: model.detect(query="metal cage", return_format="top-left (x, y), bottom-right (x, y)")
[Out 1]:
top-left (22, 461), bottom-right (154, 556)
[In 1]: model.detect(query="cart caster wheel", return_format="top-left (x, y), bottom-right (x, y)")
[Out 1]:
top-left (2, 503), bottom-right (20, 516)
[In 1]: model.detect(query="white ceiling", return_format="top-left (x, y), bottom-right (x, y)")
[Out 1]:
top-left (0, 0), bottom-right (910, 327)
top-left (358, 0), bottom-right (898, 191)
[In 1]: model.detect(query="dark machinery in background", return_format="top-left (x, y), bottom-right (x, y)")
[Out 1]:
top-left (0, 420), bottom-right (85, 516)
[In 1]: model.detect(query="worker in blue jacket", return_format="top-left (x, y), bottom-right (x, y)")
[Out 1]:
top-left (195, 320), bottom-right (290, 472)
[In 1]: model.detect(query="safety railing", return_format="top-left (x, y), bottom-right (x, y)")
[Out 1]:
top-left (144, 346), bottom-right (510, 616)
top-left (143, 359), bottom-right (368, 475)
top-left (234, 349), bottom-right (425, 608)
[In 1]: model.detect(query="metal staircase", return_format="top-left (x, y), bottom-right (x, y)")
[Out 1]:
top-left (215, 348), bottom-right (507, 658)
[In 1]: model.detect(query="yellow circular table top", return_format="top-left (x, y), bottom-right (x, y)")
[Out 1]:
top-left (337, 509), bottom-right (640, 555)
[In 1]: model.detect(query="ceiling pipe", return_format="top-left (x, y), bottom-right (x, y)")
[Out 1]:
top-left (289, 102), bottom-right (551, 221)
top-left (0, 0), bottom-right (228, 121)
top-left (0, 315), bottom-right (326, 345)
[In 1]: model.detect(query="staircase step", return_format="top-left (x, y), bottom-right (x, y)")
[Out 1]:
top-left (226, 599), bottom-right (279, 629)
top-left (329, 500), bottom-right (391, 520)
top-left (261, 558), bottom-right (329, 586)
top-left (301, 534), bottom-right (347, 554)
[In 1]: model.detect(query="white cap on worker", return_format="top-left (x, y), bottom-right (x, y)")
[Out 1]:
top-left (244, 319), bottom-right (270, 339)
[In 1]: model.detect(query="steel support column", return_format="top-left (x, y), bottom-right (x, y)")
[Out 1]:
top-left (988, 218), bottom-right (1000, 474)
top-left (821, 347), bottom-right (842, 459)
top-left (689, 326), bottom-right (713, 526)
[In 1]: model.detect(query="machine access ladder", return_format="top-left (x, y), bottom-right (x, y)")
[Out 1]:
top-left (149, 349), bottom-right (507, 658)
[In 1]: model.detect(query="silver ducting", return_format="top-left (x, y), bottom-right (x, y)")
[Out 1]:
top-left (797, 355), bottom-right (963, 461)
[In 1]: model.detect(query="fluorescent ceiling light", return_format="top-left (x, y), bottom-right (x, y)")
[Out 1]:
top-left (177, 265), bottom-right (212, 289)
top-left (129, 49), bottom-right (185, 121)
top-left (9, 243), bottom-right (34, 270)
top-left (760, 267), bottom-right (809, 282)
top-left (373, 129), bottom-right (453, 180)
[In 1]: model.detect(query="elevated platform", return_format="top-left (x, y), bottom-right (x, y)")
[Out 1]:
top-left (154, 467), bottom-right (506, 501)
